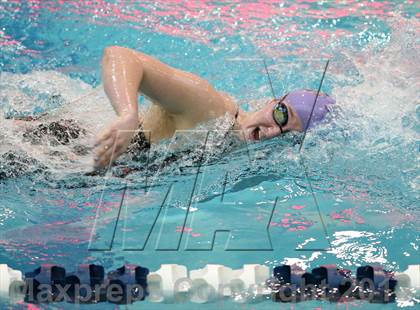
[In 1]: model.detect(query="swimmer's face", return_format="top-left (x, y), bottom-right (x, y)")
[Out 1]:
top-left (240, 99), bottom-right (302, 141)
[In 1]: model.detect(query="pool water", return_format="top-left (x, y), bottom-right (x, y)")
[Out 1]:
top-left (0, 1), bottom-right (419, 309)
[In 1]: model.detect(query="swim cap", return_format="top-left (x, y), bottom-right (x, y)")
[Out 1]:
top-left (284, 89), bottom-right (335, 130)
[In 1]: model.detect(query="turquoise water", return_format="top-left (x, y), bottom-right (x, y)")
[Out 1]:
top-left (0, 1), bottom-right (419, 309)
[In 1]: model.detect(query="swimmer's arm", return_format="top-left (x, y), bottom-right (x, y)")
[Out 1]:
top-left (101, 46), bottom-right (143, 117)
top-left (96, 46), bottom-right (230, 168)
top-left (95, 46), bottom-right (145, 168)
top-left (103, 46), bottom-right (232, 117)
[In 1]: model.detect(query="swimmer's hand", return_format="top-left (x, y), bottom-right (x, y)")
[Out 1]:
top-left (94, 113), bottom-right (139, 168)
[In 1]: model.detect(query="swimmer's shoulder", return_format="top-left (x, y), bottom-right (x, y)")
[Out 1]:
top-left (219, 91), bottom-right (238, 115)
top-left (193, 90), bottom-right (237, 122)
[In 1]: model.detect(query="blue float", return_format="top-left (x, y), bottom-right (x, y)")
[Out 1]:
top-left (24, 264), bottom-right (66, 303)
top-left (65, 264), bottom-right (106, 303)
top-left (106, 264), bottom-right (149, 304)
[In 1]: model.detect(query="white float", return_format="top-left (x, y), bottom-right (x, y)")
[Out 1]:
top-left (230, 264), bottom-right (270, 302)
top-left (395, 264), bottom-right (420, 303)
top-left (0, 264), bottom-right (23, 301)
top-left (147, 264), bottom-right (189, 303)
top-left (395, 265), bottom-right (420, 290)
top-left (189, 264), bottom-right (234, 303)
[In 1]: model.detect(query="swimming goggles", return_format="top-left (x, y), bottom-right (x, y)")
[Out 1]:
top-left (272, 94), bottom-right (289, 133)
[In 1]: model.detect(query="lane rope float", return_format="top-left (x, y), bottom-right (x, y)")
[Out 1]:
top-left (0, 263), bottom-right (418, 305)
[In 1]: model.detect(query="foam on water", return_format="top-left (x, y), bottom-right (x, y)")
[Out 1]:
top-left (0, 70), bottom-right (117, 176)
top-left (297, 16), bottom-right (419, 216)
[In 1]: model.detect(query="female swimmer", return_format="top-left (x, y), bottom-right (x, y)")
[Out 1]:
top-left (93, 46), bottom-right (335, 168)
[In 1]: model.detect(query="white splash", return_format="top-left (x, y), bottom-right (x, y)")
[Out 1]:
top-left (330, 230), bottom-right (389, 266)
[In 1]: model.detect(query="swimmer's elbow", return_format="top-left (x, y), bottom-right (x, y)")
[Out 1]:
top-left (103, 45), bottom-right (133, 58)
top-left (102, 46), bottom-right (147, 67)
